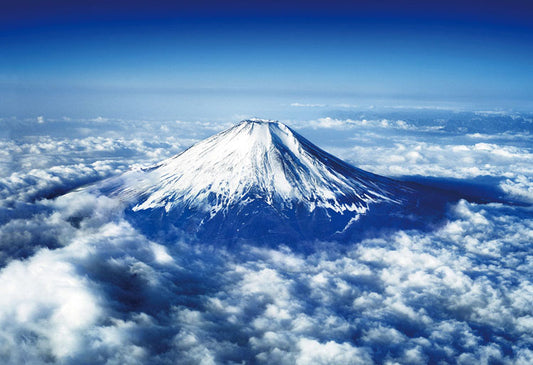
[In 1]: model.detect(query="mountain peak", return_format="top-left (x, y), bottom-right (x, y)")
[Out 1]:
top-left (102, 119), bottom-right (418, 242)
top-left (241, 118), bottom-right (277, 123)
top-left (221, 118), bottom-right (297, 150)
top-left (112, 119), bottom-right (396, 214)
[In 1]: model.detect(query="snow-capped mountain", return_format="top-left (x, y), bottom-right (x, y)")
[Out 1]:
top-left (99, 119), bottom-right (442, 244)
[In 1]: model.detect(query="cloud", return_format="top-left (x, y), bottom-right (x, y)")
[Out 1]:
top-left (0, 112), bottom-right (531, 363)
top-left (294, 117), bottom-right (418, 131)
top-left (290, 103), bottom-right (327, 108)
top-left (0, 247), bottom-right (103, 362)
top-left (330, 140), bottom-right (533, 202)
top-left (0, 181), bottom-right (531, 364)
top-left (0, 162), bottom-right (121, 206)
top-left (500, 175), bottom-right (533, 203)
top-left (295, 339), bottom-right (371, 364)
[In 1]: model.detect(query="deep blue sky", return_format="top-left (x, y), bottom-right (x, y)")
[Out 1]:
top-left (1, 0), bottom-right (532, 119)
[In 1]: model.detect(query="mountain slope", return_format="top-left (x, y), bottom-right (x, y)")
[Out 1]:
top-left (98, 119), bottom-right (441, 244)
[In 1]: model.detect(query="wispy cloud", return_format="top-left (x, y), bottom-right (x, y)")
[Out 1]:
top-left (294, 117), bottom-right (418, 130)
top-left (290, 103), bottom-right (327, 108)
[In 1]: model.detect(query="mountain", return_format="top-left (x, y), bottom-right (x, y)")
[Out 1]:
top-left (98, 119), bottom-right (447, 245)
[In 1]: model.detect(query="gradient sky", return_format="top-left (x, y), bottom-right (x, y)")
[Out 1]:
top-left (1, 0), bottom-right (532, 119)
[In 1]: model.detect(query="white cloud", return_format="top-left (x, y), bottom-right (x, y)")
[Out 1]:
top-left (296, 338), bottom-right (371, 365)
top-left (0, 247), bottom-right (102, 362)
top-left (329, 140), bottom-right (533, 201)
top-left (0, 112), bottom-right (531, 363)
top-left (0, 184), bottom-right (531, 364)
top-left (290, 103), bottom-right (327, 108)
top-left (294, 117), bottom-right (417, 130)
top-left (500, 175), bottom-right (533, 203)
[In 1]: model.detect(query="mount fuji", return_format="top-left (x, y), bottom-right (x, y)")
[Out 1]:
top-left (97, 119), bottom-right (451, 244)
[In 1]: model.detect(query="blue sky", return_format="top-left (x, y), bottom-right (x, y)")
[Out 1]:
top-left (1, 1), bottom-right (532, 118)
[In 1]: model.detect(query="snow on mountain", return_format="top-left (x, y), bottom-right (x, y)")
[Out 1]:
top-left (111, 119), bottom-right (404, 212)
top-left (97, 119), bottom-right (438, 243)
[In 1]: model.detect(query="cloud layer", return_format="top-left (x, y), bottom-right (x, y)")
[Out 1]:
top-left (0, 111), bottom-right (531, 363)
top-left (0, 192), bottom-right (531, 364)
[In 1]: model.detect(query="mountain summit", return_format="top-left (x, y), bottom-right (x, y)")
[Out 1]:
top-left (100, 119), bottom-right (440, 244)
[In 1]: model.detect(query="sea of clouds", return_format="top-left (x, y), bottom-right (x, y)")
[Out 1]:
top-left (0, 110), bottom-right (532, 364)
